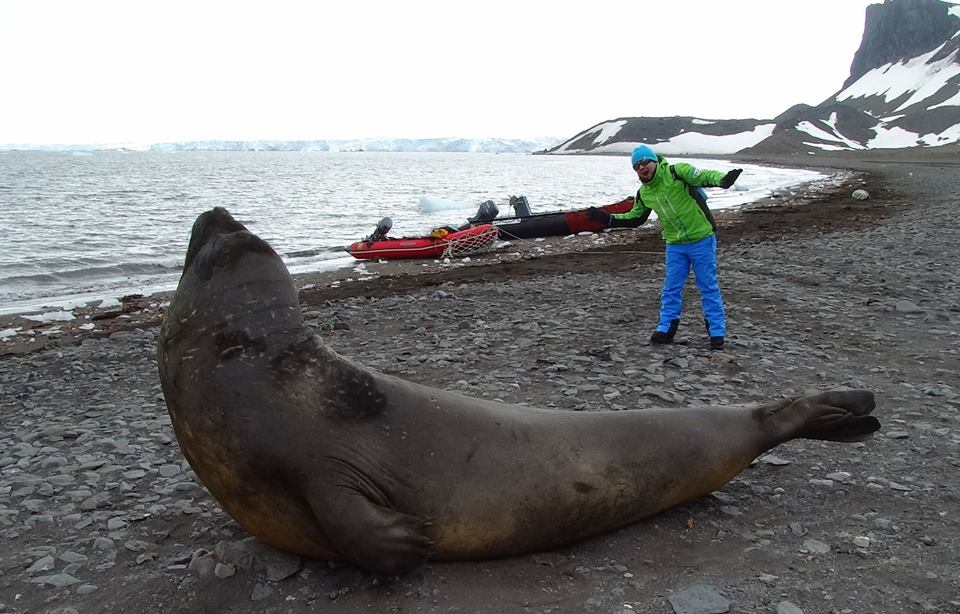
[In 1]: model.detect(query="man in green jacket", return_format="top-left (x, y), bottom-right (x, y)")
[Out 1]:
top-left (588, 144), bottom-right (742, 350)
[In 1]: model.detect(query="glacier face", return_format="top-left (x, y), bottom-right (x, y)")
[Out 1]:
top-left (0, 137), bottom-right (563, 154)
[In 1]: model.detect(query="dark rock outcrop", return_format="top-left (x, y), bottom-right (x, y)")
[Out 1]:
top-left (845, 0), bottom-right (960, 88)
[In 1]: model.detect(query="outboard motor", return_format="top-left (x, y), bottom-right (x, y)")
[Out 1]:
top-left (364, 216), bottom-right (393, 242)
top-left (510, 195), bottom-right (532, 217)
top-left (468, 200), bottom-right (499, 224)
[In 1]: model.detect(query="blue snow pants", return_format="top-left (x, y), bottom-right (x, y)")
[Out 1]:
top-left (657, 233), bottom-right (726, 337)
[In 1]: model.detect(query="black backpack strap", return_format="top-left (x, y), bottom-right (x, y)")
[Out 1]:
top-left (670, 165), bottom-right (717, 233)
top-left (630, 190), bottom-right (652, 226)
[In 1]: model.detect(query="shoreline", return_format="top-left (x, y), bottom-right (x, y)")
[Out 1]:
top-left (0, 163), bottom-right (859, 359)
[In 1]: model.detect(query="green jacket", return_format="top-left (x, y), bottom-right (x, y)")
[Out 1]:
top-left (612, 156), bottom-right (726, 244)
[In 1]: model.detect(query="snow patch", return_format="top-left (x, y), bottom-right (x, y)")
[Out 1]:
top-left (804, 142), bottom-right (849, 151)
top-left (21, 310), bottom-right (76, 323)
top-left (590, 120), bottom-right (627, 146)
top-left (867, 125), bottom-right (922, 148)
top-left (797, 121), bottom-right (845, 143)
top-left (894, 49), bottom-right (960, 111)
top-left (836, 43), bottom-right (960, 113)
top-left (920, 121), bottom-right (960, 145)
top-left (796, 120), bottom-right (865, 150)
top-left (928, 89), bottom-right (960, 110)
top-left (563, 141), bottom-right (634, 155)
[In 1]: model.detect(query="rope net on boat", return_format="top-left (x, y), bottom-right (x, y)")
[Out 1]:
top-left (442, 225), bottom-right (499, 259)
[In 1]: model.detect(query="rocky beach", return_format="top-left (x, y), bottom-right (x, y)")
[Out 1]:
top-left (1, 155), bottom-right (958, 614)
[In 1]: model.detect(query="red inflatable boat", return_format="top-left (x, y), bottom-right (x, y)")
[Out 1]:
top-left (347, 224), bottom-right (499, 261)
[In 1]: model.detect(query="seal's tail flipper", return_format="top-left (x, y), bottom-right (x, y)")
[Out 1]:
top-left (792, 390), bottom-right (881, 442)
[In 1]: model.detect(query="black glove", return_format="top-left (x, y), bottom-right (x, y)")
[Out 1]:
top-left (719, 169), bottom-right (742, 189)
top-left (587, 207), bottom-right (611, 226)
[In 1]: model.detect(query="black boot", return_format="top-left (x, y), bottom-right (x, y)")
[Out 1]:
top-left (705, 318), bottom-right (724, 350)
top-left (650, 319), bottom-right (679, 344)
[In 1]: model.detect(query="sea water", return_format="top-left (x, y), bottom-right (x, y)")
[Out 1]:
top-left (0, 150), bottom-right (825, 316)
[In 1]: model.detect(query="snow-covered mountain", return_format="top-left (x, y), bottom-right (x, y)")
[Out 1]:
top-left (551, 0), bottom-right (960, 157)
top-left (745, 0), bottom-right (960, 155)
top-left (549, 117), bottom-right (777, 157)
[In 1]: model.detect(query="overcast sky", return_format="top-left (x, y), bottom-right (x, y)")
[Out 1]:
top-left (0, 0), bottom-right (891, 145)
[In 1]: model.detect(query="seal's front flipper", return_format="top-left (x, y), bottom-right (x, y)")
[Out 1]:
top-left (306, 484), bottom-right (431, 575)
top-left (790, 389), bottom-right (881, 442)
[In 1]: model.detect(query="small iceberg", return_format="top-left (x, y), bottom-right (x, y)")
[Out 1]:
top-left (21, 310), bottom-right (76, 323)
top-left (418, 195), bottom-right (473, 212)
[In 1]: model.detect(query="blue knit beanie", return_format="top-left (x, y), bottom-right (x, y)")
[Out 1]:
top-left (630, 145), bottom-right (657, 169)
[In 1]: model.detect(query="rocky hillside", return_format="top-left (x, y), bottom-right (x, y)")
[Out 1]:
top-left (549, 0), bottom-right (960, 157)
top-left (548, 117), bottom-right (775, 157)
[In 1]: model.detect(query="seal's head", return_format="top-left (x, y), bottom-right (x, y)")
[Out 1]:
top-left (164, 206), bottom-right (303, 346)
top-left (182, 207), bottom-right (278, 280)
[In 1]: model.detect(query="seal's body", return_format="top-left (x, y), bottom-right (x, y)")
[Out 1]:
top-left (158, 208), bottom-right (880, 575)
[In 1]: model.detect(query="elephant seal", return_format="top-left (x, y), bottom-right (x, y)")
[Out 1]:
top-left (158, 207), bottom-right (881, 575)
